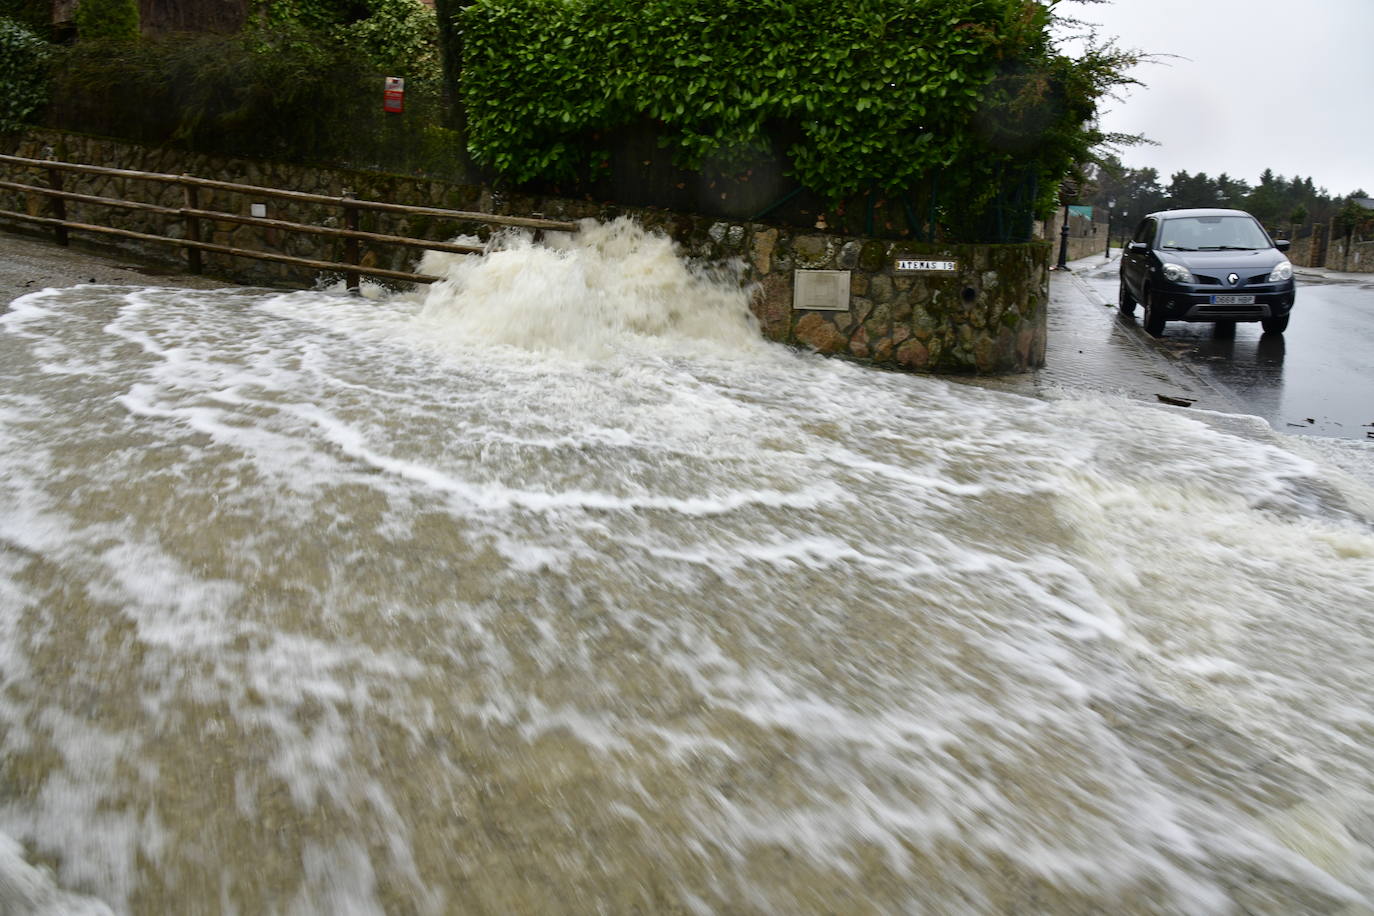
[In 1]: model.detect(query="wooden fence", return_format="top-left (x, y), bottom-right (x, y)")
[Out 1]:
top-left (0, 153), bottom-right (580, 290)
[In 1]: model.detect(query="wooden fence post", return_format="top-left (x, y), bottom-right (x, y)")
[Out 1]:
top-left (183, 179), bottom-right (203, 274)
top-left (343, 189), bottom-right (360, 294)
top-left (46, 154), bottom-right (68, 247)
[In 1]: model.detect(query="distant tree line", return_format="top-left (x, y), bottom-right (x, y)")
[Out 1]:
top-left (1084, 154), bottom-right (1371, 239)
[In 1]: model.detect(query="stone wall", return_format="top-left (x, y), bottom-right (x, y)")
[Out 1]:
top-left (1324, 234), bottom-right (1374, 274)
top-left (757, 237), bottom-right (1047, 373)
top-left (1287, 231), bottom-right (1316, 269)
top-left (2, 129), bottom-right (1047, 373)
top-left (1039, 209), bottom-right (1112, 264)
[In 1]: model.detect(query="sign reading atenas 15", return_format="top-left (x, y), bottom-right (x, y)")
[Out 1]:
top-left (894, 258), bottom-right (958, 273)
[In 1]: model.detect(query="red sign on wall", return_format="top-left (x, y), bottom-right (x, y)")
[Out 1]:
top-left (383, 77), bottom-right (405, 114)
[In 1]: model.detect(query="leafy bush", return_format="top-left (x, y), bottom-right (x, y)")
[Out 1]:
top-left (0, 0), bottom-right (48, 33)
top-left (46, 29), bottom-right (451, 174)
top-left (459, 0), bottom-right (1134, 232)
top-left (1337, 198), bottom-right (1373, 239)
top-left (247, 0), bottom-right (439, 79)
top-left (0, 16), bottom-right (51, 132)
top-left (75, 0), bottom-right (141, 41)
top-left (332, 0), bottom-right (439, 78)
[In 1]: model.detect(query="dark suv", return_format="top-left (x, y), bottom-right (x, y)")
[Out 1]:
top-left (1119, 208), bottom-right (1295, 336)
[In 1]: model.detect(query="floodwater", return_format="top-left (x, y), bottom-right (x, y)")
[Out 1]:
top-left (1, 220), bottom-right (1373, 914)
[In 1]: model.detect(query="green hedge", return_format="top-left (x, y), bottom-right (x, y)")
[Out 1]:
top-left (459, 0), bottom-right (1112, 225)
top-left (0, 17), bottom-right (51, 132)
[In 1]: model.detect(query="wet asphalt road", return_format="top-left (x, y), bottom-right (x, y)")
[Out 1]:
top-left (1077, 256), bottom-right (1374, 441)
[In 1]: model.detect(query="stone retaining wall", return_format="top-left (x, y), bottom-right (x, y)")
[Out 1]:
top-left (1287, 232), bottom-right (1315, 269)
top-left (1040, 209), bottom-right (1111, 264)
top-left (2, 129), bottom-right (1047, 373)
top-left (1325, 236), bottom-right (1374, 274)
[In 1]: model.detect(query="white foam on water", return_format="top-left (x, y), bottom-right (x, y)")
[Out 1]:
top-left (0, 833), bottom-right (114, 916)
top-left (0, 219), bottom-right (1372, 912)
top-left (410, 218), bottom-right (766, 360)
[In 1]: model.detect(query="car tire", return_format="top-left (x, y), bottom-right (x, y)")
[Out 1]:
top-left (1118, 279), bottom-right (1136, 316)
top-left (1261, 315), bottom-right (1289, 335)
top-left (1142, 292), bottom-right (1166, 337)
top-left (1213, 320), bottom-right (1236, 338)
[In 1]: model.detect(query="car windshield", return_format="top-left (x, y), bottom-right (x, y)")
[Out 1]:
top-left (1157, 216), bottom-right (1272, 251)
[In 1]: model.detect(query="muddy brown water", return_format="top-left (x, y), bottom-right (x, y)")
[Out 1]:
top-left (2, 222), bottom-right (1373, 914)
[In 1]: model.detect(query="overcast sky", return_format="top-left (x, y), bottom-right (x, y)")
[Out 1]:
top-left (1059, 0), bottom-right (1374, 197)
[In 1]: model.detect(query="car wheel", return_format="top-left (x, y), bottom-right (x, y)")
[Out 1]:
top-left (1213, 320), bottom-right (1236, 338)
top-left (1261, 315), bottom-right (1289, 335)
top-left (1142, 292), bottom-right (1166, 337)
top-left (1118, 279), bottom-right (1136, 316)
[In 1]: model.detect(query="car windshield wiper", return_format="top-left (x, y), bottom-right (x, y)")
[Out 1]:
top-left (1161, 246), bottom-right (1198, 250)
top-left (1197, 245), bottom-right (1258, 250)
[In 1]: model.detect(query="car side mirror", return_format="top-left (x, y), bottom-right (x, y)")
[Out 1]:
top-left (1128, 241), bottom-right (1148, 252)
top-left (1274, 239), bottom-right (1291, 252)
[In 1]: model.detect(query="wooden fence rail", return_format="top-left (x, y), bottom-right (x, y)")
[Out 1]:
top-left (0, 153), bottom-right (580, 289)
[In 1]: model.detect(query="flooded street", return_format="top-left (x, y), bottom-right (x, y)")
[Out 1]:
top-left (2, 223), bottom-right (1373, 914)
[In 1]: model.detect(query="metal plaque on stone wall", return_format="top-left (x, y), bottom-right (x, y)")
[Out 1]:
top-left (792, 270), bottom-right (851, 311)
top-left (894, 258), bottom-right (958, 273)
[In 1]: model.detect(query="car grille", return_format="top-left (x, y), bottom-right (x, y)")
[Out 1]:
top-left (1188, 304), bottom-right (1268, 319)
top-left (1193, 274), bottom-right (1223, 285)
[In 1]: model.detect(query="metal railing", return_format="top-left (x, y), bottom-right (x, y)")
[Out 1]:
top-left (0, 153), bottom-right (580, 289)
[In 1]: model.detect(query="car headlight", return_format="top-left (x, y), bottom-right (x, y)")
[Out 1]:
top-left (1161, 263), bottom-right (1193, 283)
top-left (1267, 260), bottom-right (1293, 282)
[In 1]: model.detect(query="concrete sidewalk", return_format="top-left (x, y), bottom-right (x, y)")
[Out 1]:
top-left (966, 254), bottom-right (1225, 412)
top-left (1, 231), bottom-right (230, 309)
top-left (1294, 264), bottom-right (1374, 284)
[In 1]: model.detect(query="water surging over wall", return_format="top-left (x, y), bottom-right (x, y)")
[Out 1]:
top-left (412, 218), bottom-right (764, 359)
top-left (1, 220), bottom-right (1373, 914)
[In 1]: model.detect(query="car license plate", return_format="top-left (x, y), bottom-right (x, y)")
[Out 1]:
top-left (1210, 294), bottom-right (1255, 305)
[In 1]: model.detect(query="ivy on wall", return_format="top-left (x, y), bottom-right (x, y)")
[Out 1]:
top-left (459, 0), bottom-right (1134, 223)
